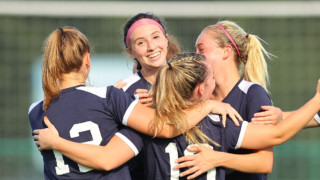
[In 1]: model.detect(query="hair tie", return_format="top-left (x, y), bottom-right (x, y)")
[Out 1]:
top-left (167, 62), bottom-right (172, 70)
top-left (216, 24), bottom-right (241, 58)
top-left (58, 27), bottom-right (64, 34)
top-left (246, 34), bottom-right (249, 39)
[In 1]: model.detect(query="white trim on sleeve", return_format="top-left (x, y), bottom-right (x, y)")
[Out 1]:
top-left (235, 121), bottom-right (248, 149)
top-left (115, 132), bottom-right (139, 156)
top-left (314, 113), bottom-right (320, 124)
top-left (122, 100), bottom-right (139, 126)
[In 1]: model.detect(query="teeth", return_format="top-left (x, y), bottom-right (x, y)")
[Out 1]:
top-left (149, 52), bottom-right (160, 58)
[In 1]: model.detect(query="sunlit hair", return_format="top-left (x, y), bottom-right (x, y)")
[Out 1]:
top-left (123, 12), bottom-right (181, 71)
top-left (150, 53), bottom-right (218, 146)
top-left (203, 20), bottom-right (273, 91)
top-left (42, 27), bottom-right (90, 110)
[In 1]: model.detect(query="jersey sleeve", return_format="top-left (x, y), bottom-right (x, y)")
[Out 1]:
top-left (106, 86), bottom-right (139, 126)
top-left (314, 111), bottom-right (320, 124)
top-left (246, 84), bottom-right (272, 121)
top-left (224, 118), bottom-right (249, 150)
top-left (115, 127), bottom-right (144, 156)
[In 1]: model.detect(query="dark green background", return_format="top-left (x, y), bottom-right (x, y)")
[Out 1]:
top-left (1, 12), bottom-right (320, 180)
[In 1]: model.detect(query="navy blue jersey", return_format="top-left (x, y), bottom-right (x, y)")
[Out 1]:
top-left (28, 85), bottom-right (142, 180)
top-left (314, 111), bottom-right (320, 125)
top-left (122, 71), bottom-right (151, 96)
top-left (122, 71), bottom-right (151, 180)
top-left (223, 79), bottom-right (272, 180)
top-left (142, 114), bottom-right (248, 180)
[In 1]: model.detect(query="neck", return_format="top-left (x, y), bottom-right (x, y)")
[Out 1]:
top-left (140, 67), bottom-right (160, 84)
top-left (212, 64), bottom-right (240, 101)
top-left (60, 72), bottom-right (86, 90)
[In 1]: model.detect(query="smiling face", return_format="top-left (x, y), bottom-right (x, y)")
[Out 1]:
top-left (127, 24), bottom-right (168, 71)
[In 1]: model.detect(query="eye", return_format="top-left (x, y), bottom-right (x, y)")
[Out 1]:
top-left (153, 35), bottom-right (160, 39)
top-left (137, 41), bottom-right (144, 46)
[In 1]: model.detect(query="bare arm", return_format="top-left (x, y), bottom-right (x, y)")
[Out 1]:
top-left (283, 111), bottom-right (320, 128)
top-left (242, 79), bottom-right (320, 149)
top-left (34, 117), bottom-right (135, 171)
top-left (252, 106), bottom-right (320, 128)
top-left (175, 146), bottom-right (273, 179)
top-left (127, 100), bottom-right (242, 138)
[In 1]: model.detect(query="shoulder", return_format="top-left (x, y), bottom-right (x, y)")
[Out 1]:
top-left (238, 79), bottom-right (265, 94)
top-left (122, 72), bottom-right (141, 92)
top-left (238, 79), bottom-right (269, 99)
top-left (76, 86), bottom-right (107, 98)
top-left (28, 99), bottom-right (43, 114)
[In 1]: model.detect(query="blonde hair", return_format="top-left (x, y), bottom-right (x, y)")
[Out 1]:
top-left (150, 53), bottom-right (218, 146)
top-left (42, 27), bottom-right (90, 110)
top-left (204, 20), bottom-right (273, 91)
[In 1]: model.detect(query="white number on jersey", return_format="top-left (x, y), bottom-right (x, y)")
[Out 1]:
top-left (166, 143), bottom-right (216, 180)
top-left (53, 121), bottom-right (102, 175)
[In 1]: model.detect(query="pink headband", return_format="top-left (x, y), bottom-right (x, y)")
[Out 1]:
top-left (125, 18), bottom-right (165, 48)
top-left (216, 24), bottom-right (241, 57)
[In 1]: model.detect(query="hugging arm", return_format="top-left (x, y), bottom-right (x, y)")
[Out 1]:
top-left (127, 100), bottom-right (242, 138)
top-left (34, 117), bottom-right (139, 171)
top-left (175, 146), bottom-right (273, 179)
top-left (176, 79), bottom-right (320, 178)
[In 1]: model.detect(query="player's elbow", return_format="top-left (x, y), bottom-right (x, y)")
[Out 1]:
top-left (100, 161), bottom-right (116, 171)
top-left (96, 158), bottom-right (118, 171)
top-left (264, 159), bottom-right (273, 174)
top-left (259, 154), bottom-right (273, 174)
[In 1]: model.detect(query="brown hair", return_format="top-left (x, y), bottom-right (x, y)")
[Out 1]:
top-left (124, 12), bottom-right (181, 71)
top-left (42, 27), bottom-right (90, 110)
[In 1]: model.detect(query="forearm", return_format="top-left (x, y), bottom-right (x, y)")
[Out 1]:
top-left (53, 136), bottom-right (134, 171)
top-left (128, 100), bottom-right (213, 138)
top-left (274, 96), bottom-right (320, 142)
top-left (243, 95), bottom-right (320, 149)
top-left (283, 111), bottom-right (319, 128)
top-left (219, 148), bottom-right (273, 174)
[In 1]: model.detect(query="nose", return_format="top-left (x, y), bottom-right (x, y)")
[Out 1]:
top-left (147, 41), bottom-right (156, 51)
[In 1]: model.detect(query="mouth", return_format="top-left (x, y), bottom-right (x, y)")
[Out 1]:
top-left (148, 52), bottom-right (160, 59)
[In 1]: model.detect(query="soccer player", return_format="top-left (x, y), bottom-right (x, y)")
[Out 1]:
top-left (33, 53), bottom-right (320, 180)
top-left (194, 21), bottom-right (276, 180)
top-left (29, 27), bottom-right (236, 179)
top-left (118, 12), bottom-right (181, 179)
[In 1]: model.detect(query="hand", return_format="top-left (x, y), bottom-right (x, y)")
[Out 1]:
top-left (33, 116), bottom-right (60, 151)
top-left (174, 145), bottom-right (223, 179)
top-left (210, 101), bottom-right (243, 127)
top-left (113, 80), bottom-right (127, 89)
top-left (135, 89), bottom-right (152, 107)
top-left (252, 106), bottom-right (283, 125)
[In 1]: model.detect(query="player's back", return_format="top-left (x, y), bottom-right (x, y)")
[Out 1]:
top-left (143, 114), bottom-right (245, 180)
top-left (28, 85), bottom-right (135, 180)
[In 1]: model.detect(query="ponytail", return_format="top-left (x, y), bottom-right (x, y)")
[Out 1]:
top-left (42, 27), bottom-right (90, 110)
top-left (244, 34), bottom-right (272, 91)
top-left (205, 21), bottom-right (274, 92)
top-left (150, 53), bottom-right (219, 146)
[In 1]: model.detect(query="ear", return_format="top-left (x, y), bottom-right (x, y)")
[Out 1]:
top-left (84, 52), bottom-right (91, 68)
top-left (197, 83), bottom-right (205, 96)
top-left (126, 48), bottom-right (136, 59)
top-left (222, 45), bottom-right (233, 60)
